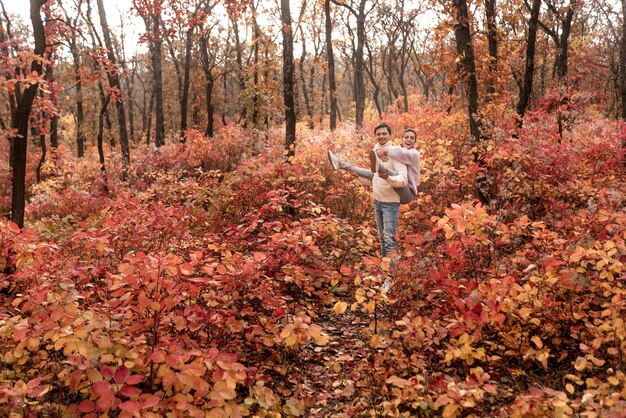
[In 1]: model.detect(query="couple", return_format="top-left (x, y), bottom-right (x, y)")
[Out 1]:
top-left (328, 122), bottom-right (420, 288)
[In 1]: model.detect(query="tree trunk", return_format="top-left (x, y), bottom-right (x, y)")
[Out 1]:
top-left (516, 0), bottom-right (542, 127)
top-left (619, 0), bottom-right (626, 162)
top-left (11, 0), bottom-right (47, 228)
top-left (36, 131), bottom-right (46, 184)
top-left (555, 0), bottom-right (575, 80)
top-left (252, 17), bottom-right (260, 128)
top-left (98, 95), bottom-right (110, 193)
top-left (299, 48), bottom-right (314, 128)
top-left (453, 0), bottom-right (489, 205)
top-left (146, 87), bottom-right (154, 144)
top-left (199, 33), bottom-right (215, 138)
top-left (325, 0), bottom-right (338, 130)
top-left (151, 10), bottom-right (165, 147)
top-left (72, 50), bottom-right (85, 157)
top-left (485, 0), bottom-right (497, 98)
top-left (354, 0), bottom-right (366, 127)
top-left (128, 59), bottom-right (136, 142)
top-left (45, 60), bottom-right (59, 149)
top-left (281, 0), bottom-right (296, 159)
top-left (619, 0), bottom-right (626, 121)
top-left (96, 0), bottom-right (130, 167)
top-left (231, 17), bottom-right (247, 125)
top-left (180, 26), bottom-right (194, 141)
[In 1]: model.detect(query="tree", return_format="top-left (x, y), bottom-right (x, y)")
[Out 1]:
top-left (325, 0), bottom-right (338, 130)
top-left (135, 0), bottom-right (165, 147)
top-left (9, 0), bottom-right (48, 228)
top-left (332, 0), bottom-right (371, 128)
top-left (96, 0), bottom-right (131, 167)
top-left (281, 0), bottom-right (296, 158)
top-left (485, 0), bottom-right (498, 97)
top-left (60, 0), bottom-right (87, 157)
top-left (619, 0), bottom-right (626, 121)
top-left (516, 0), bottom-right (542, 128)
top-left (453, 0), bottom-right (489, 204)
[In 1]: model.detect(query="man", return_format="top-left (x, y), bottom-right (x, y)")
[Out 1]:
top-left (368, 123), bottom-right (408, 260)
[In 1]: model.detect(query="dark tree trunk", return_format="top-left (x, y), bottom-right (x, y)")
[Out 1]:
top-left (231, 17), bottom-right (247, 125)
top-left (180, 26), bottom-right (194, 141)
top-left (485, 0), bottom-right (498, 98)
top-left (354, 0), bottom-right (366, 127)
top-left (516, 0), bottom-right (542, 127)
top-left (73, 51), bottom-right (85, 157)
top-left (166, 41), bottom-right (182, 106)
top-left (146, 88), bottom-right (154, 144)
top-left (199, 33), bottom-right (215, 138)
top-left (151, 11), bottom-right (165, 147)
top-left (36, 131), bottom-right (46, 184)
top-left (252, 18), bottom-right (260, 128)
top-left (299, 48), bottom-right (314, 128)
top-left (96, 0), bottom-right (130, 167)
top-left (11, 0), bottom-right (47, 228)
top-left (453, 0), bottom-right (489, 205)
top-left (619, 0), bottom-right (626, 162)
top-left (325, 0), bottom-right (338, 130)
top-left (128, 59), bottom-right (136, 142)
top-left (98, 95), bottom-right (110, 193)
top-left (281, 0), bottom-right (296, 158)
top-left (45, 60), bottom-right (59, 149)
top-left (621, 0), bottom-right (626, 121)
top-left (555, 0), bottom-right (575, 80)
top-left (365, 44), bottom-right (383, 118)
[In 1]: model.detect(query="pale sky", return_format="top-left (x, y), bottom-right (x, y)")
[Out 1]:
top-left (3, 0), bottom-right (141, 53)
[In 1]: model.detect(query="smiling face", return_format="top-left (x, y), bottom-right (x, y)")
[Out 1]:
top-left (374, 126), bottom-right (391, 145)
top-left (402, 130), bottom-right (416, 148)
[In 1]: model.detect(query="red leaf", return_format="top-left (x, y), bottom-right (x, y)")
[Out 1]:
top-left (142, 395), bottom-right (161, 409)
top-left (119, 400), bottom-right (141, 413)
top-left (126, 374), bottom-right (144, 385)
top-left (92, 381), bottom-right (114, 397)
top-left (100, 365), bottom-right (114, 380)
top-left (119, 385), bottom-right (142, 398)
top-left (114, 365), bottom-right (129, 385)
top-left (78, 400), bottom-right (96, 413)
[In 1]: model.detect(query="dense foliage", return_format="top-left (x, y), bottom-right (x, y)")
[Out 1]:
top-left (1, 98), bottom-right (625, 416)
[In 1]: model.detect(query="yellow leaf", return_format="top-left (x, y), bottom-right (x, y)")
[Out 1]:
top-left (607, 376), bottom-right (620, 386)
top-left (333, 301), bottom-right (347, 314)
top-left (574, 357), bottom-right (588, 371)
top-left (442, 403), bottom-right (460, 418)
top-left (86, 368), bottom-right (103, 383)
top-left (531, 336), bottom-right (543, 349)
top-left (565, 383), bottom-right (574, 394)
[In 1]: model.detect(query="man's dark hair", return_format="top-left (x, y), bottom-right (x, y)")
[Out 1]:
top-left (374, 122), bottom-right (392, 135)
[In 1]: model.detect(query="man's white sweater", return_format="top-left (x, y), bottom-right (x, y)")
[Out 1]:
top-left (372, 142), bottom-right (408, 203)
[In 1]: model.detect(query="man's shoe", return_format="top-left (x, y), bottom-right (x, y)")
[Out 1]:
top-left (328, 150), bottom-right (341, 171)
top-left (369, 149), bottom-right (379, 172)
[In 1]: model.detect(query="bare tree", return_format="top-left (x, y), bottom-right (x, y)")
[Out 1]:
top-left (281, 0), bottom-right (296, 158)
top-left (517, 0), bottom-right (542, 127)
top-left (9, 0), bottom-right (48, 228)
top-left (96, 0), bottom-right (131, 167)
top-left (453, 0), bottom-right (489, 204)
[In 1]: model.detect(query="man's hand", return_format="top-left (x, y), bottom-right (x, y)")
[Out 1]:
top-left (378, 170), bottom-right (389, 179)
top-left (376, 149), bottom-right (389, 162)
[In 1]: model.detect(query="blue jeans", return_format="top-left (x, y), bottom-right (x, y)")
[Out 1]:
top-left (374, 200), bottom-right (399, 257)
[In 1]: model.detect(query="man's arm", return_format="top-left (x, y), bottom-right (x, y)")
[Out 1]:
top-left (380, 160), bottom-right (408, 187)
